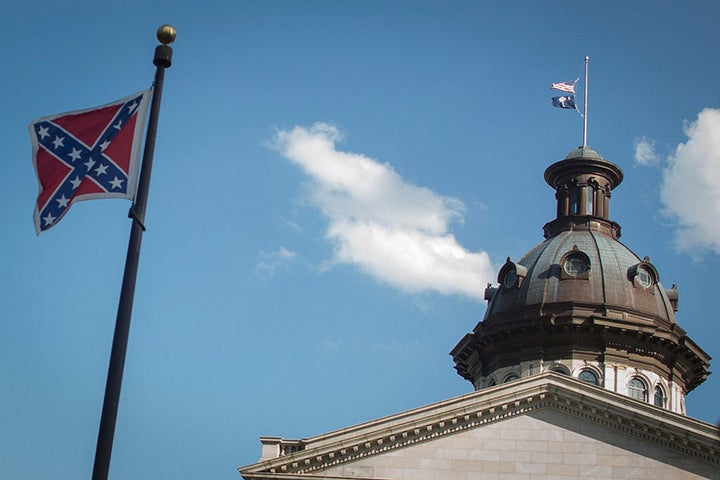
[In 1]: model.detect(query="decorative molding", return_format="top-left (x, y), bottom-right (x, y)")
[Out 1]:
top-left (452, 314), bottom-right (710, 393)
top-left (239, 374), bottom-right (720, 477)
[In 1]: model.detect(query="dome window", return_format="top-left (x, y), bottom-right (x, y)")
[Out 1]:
top-left (653, 385), bottom-right (666, 408)
top-left (628, 377), bottom-right (648, 402)
top-left (578, 369), bottom-right (599, 385)
top-left (549, 364), bottom-right (570, 375)
top-left (628, 257), bottom-right (659, 289)
top-left (559, 246), bottom-right (591, 280)
top-left (637, 267), bottom-right (652, 288)
top-left (586, 185), bottom-right (594, 215)
top-left (502, 269), bottom-right (518, 289)
top-left (497, 258), bottom-right (528, 291)
top-left (564, 255), bottom-right (588, 276)
top-left (503, 374), bottom-right (519, 383)
top-left (569, 185), bottom-right (579, 215)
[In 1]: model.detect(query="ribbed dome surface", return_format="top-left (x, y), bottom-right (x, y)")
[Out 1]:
top-left (485, 229), bottom-right (676, 327)
top-left (451, 146), bottom-right (710, 401)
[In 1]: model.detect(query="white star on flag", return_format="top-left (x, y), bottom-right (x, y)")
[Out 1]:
top-left (109, 177), bottom-right (124, 189)
top-left (42, 212), bottom-right (56, 226)
top-left (68, 148), bottom-right (82, 162)
top-left (56, 195), bottom-right (70, 208)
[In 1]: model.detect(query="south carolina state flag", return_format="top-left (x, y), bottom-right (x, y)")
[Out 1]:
top-left (29, 89), bottom-right (151, 234)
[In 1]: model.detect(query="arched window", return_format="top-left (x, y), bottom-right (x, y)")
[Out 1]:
top-left (504, 374), bottom-right (519, 383)
top-left (578, 369), bottom-right (599, 385)
top-left (654, 386), bottom-right (666, 407)
top-left (569, 186), bottom-right (579, 214)
top-left (487, 378), bottom-right (496, 387)
top-left (586, 186), bottom-right (594, 215)
top-left (628, 377), bottom-right (648, 402)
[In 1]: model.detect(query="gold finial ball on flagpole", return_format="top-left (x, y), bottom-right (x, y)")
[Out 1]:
top-left (157, 25), bottom-right (176, 45)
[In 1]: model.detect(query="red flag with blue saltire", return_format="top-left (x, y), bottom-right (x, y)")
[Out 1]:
top-left (29, 89), bottom-right (151, 234)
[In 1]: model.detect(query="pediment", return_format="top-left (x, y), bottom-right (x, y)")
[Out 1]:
top-left (239, 373), bottom-right (719, 478)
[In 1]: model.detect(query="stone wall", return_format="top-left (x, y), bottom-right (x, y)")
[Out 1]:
top-left (322, 410), bottom-right (718, 480)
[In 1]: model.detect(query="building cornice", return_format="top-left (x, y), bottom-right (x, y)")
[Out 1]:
top-left (238, 373), bottom-right (719, 477)
top-left (451, 312), bottom-right (710, 392)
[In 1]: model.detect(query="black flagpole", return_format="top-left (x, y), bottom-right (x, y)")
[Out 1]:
top-left (91, 25), bottom-right (175, 480)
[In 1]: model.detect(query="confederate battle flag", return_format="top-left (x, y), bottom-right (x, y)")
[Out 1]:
top-left (29, 90), bottom-right (151, 234)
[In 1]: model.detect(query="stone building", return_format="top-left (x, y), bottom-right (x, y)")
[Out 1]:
top-left (239, 146), bottom-right (719, 479)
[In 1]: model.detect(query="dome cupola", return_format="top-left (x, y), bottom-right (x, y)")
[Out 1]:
top-left (543, 146), bottom-right (623, 239)
top-left (451, 146), bottom-right (710, 414)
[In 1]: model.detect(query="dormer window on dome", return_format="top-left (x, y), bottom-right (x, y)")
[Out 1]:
top-left (637, 268), bottom-right (652, 288)
top-left (560, 246), bottom-right (591, 280)
top-left (498, 258), bottom-right (527, 290)
top-left (628, 256), bottom-right (659, 289)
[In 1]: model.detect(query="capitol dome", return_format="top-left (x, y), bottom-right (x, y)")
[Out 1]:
top-left (451, 146), bottom-right (710, 414)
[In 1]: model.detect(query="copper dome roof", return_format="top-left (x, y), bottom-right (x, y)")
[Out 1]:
top-left (451, 147), bottom-right (710, 396)
top-left (487, 229), bottom-right (677, 328)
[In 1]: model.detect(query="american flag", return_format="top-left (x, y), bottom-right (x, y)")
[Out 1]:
top-left (30, 90), bottom-right (151, 234)
top-left (550, 80), bottom-right (577, 94)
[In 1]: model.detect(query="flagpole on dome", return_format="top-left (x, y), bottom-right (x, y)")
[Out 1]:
top-left (582, 55), bottom-right (589, 147)
top-left (90, 25), bottom-right (175, 480)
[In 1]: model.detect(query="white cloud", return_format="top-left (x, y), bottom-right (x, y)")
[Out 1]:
top-left (256, 247), bottom-right (298, 275)
top-left (281, 217), bottom-right (302, 233)
top-left (660, 108), bottom-right (720, 254)
top-left (634, 136), bottom-right (659, 165)
top-left (322, 339), bottom-right (342, 352)
top-left (273, 123), bottom-right (495, 301)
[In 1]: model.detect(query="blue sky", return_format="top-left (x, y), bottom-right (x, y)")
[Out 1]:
top-left (3, 1), bottom-right (720, 479)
